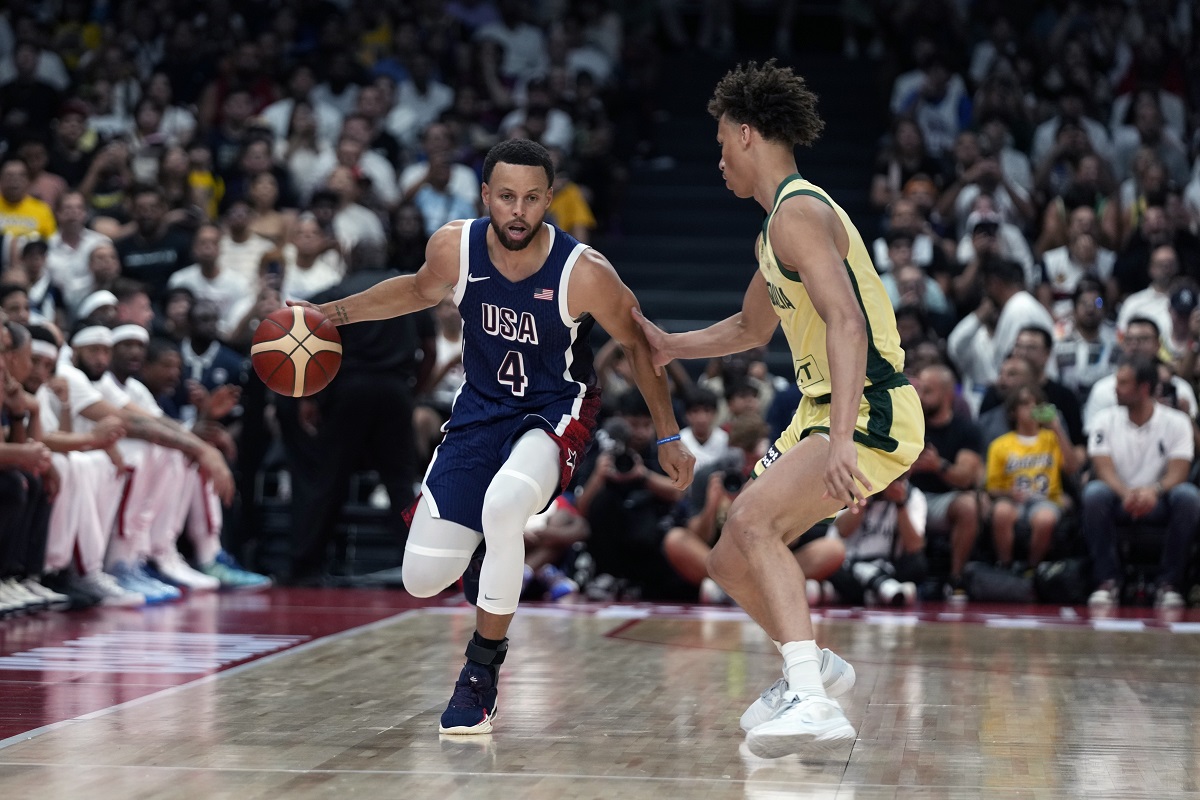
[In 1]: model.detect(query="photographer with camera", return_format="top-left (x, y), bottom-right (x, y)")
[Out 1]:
top-left (824, 472), bottom-right (927, 607)
top-left (661, 415), bottom-right (846, 604)
top-left (574, 389), bottom-right (687, 600)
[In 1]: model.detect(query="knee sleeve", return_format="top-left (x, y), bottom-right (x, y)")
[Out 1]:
top-left (475, 431), bottom-right (560, 615)
top-left (402, 498), bottom-right (483, 598)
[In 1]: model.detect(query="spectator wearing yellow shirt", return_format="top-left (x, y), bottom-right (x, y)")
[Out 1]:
top-left (547, 149), bottom-right (597, 244)
top-left (985, 384), bottom-right (1079, 569)
top-left (0, 157), bottom-right (57, 243)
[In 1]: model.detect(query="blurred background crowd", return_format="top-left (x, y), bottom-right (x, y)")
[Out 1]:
top-left (1, 0), bottom-right (1199, 615)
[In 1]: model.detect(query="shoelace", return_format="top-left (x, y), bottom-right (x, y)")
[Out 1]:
top-left (448, 669), bottom-right (492, 708)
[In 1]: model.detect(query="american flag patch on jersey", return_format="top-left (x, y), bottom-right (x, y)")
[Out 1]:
top-left (534, 288), bottom-right (554, 301)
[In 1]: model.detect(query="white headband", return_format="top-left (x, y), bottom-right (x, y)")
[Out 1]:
top-left (71, 326), bottom-right (113, 348)
top-left (31, 340), bottom-right (58, 360)
top-left (111, 324), bottom-right (149, 345)
top-left (76, 290), bottom-right (118, 321)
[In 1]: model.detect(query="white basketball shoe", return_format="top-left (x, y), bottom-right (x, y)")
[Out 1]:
top-left (745, 693), bottom-right (857, 759)
top-left (739, 648), bottom-right (856, 732)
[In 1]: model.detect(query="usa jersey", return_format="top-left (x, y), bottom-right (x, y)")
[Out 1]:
top-left (449, 217), bottom-right (598, 430)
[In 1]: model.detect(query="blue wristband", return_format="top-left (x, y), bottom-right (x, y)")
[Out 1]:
top-left (657, 434), bottom-right (682, 446)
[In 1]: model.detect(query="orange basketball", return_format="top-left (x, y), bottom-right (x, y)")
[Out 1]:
top-left (251, 306), bottom-right (343, 397)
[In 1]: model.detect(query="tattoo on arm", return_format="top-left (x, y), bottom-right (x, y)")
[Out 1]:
top-left (123, 415), bottom-right (202, 458)
top-left (334, 305), bottom-right (350, 324)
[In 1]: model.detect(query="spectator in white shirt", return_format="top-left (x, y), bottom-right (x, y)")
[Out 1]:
top-left (278, 214), bottom-right (344, 303)
top-left (475, 0), bottom-right (550, 85)
top-left (46, 191), bottom-right (110, 306)
top-left (1082, 356), bottom-right (1199, 609)
top-left (217, 198), bottom-right (275, 291)
top-left (1117, 244), bottom-right (1177, 336)
top-left (398, 123), bottom-right (480, 208)
top-left (261, 64), bottom-right (343, 145)
top-left (1037, 206), bottom-right (1116, 320)
top-left (322, 168), bottom-right (386, 253)
top-left (679, 388), bottom-right (729, 473)
top-left (385, 51), bottom-right (454, 149)
top-left (1083, 316), bottom-right (1198, 431)
top-left (314, 123), bottom-right (399, 208)
top-left (167, 223), bottom-right (252, 338)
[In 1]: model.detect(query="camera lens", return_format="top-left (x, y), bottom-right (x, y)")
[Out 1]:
top-left (614, 452), bottom-right (636, 473)
top-left (722, 471), bottom-right (745, 493)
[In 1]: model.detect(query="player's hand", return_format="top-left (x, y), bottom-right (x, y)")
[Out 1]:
top-left (104, 444), bottom-right (126, 474)
top-left (198, 446), bottom-right (235, 505)
top-left (92, 416), bottom-right (126, 448)
top-left (42, 461), bottom-right (61, 502)
top-left (658, 439), bottom-right (695, 490)
top-left (208, 385), bottom-right (241, 420)
top-left (822, 437), bottom-right (871, 512)
top-left (18, 442), bottom-right (53, 475)
top-left (630, 308), bottom-right (672, 376)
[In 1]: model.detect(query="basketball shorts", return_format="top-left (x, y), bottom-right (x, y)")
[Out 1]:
top-left (418, 395), bottom-right (599, 533)
top-left (753, 376), bottom-right (924, 497)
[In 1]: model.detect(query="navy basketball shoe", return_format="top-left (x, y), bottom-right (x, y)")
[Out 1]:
top-left (439, 661), bottom-right (499, 734)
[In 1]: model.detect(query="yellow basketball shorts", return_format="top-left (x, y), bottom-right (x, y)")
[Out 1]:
top-left (752, 379), bottom-right (925, 496)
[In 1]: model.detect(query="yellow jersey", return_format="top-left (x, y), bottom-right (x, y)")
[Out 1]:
top-left (757, 174), bottom-right (904, 399)
top-left (0, 195), bottom-right (56, 240)
top-left (985, 429), bottom-right (1064, 504)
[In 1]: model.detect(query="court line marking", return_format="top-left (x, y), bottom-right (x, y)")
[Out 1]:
top-left (0, 761), bottom-right (1194, 798)
top-left (0, 608), bottom-right (424, 751)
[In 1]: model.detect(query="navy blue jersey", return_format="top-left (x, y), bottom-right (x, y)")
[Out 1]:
top-left (449, 218), bottom-right (598, 432)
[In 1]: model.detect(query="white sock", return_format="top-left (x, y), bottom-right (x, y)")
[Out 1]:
top-left (780, 640), bottom-right (826, 698)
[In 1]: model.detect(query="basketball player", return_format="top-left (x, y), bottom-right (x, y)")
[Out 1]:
top-left (292, 139), bottom-right (694, 735)
top-left (633, 61), bottom-right (925, 758)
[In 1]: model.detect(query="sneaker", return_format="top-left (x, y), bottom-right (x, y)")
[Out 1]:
top-left (21, 577), bottom-right (70, 610)
top-left (877, 579), bottom-right (917, 607)
top-left (745, 693), bottom-right (857, 759)
top-left (45, 571), bottom-right (99, 610)
top-left (199, 551), bottom-right (273, 591)
top-left (538, 565), bottom-right (578, 601)
top-left (2, 578), bottom-right (47, 613)
top-left (112, 562), bottom-right (179, 603)
top-left (132, 564), bottom-right (183, 603)
top-left (0, 580), bottom-right (30, 615)
top-left (740, 648), bottom-right (857, 732)
top-left (148, 551), bottom-right (220, 592)
top-left (1088, 581), bottom-right (1119, 608)
top-left (76, 571), bottom-right (145, 607)
top-left (439, 661), bottom-right (499, 735)
top-left (1156, 587), bottom-right (1185, 610)
top-left (700, 577), bottom-right (730, 605)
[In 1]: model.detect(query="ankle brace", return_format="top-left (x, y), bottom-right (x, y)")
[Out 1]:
top-left (465, 636), bottom-right (509, 666)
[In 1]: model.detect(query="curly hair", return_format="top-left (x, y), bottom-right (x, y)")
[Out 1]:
top-left (707, 60), bottom-right (824, 147)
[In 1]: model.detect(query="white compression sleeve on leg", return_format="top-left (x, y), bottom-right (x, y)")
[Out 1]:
top-left (475, 431), bottom-right (561, 615)
top-left (402, 497), bottom-right (484, 597)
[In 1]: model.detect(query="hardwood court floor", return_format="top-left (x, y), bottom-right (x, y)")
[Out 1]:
top-left (1, 591), bottom-right (1199, 799)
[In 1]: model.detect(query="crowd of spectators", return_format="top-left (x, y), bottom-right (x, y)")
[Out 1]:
top-left (0, 0), bottom-right (655, 612)
top-left (544, 0), bottom-right (1200, 612)
top-left (4, 0), bottom-right (1200, 616)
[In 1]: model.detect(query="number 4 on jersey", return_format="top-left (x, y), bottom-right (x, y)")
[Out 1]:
top-left (498, 350), bottom-right (528, 396)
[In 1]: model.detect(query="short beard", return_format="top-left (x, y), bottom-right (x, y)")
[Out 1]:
top-left (490, 218), bottom-right (536, 251)
top-left (75, 362), bottom-right (106, 382)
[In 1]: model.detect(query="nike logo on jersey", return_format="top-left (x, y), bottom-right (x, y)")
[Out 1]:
top-left (483, 594), bottom-right (502, 601)
top-left (467, 274), bottom-right (490, 282)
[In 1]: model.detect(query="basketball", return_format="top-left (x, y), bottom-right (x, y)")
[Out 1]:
top-left (251, 306), bottom-right (343, 397)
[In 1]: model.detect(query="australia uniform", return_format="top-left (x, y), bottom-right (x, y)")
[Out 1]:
top-left (420, 218), bottom-right (601, 532)
top-left (752, 175), bottom-right (924, 491)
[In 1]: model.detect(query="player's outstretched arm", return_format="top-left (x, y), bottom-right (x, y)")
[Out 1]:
top-left (572, 250), bottom-right (695, 490)
top-left (631, 267), bottom-right (778, 371)
top-left (291, 221), bottom-right (463, 325)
